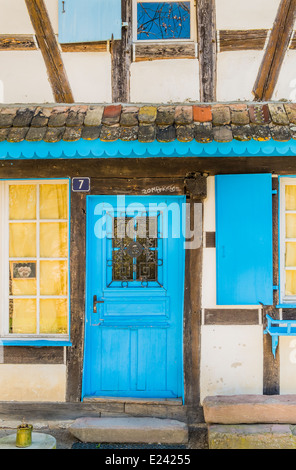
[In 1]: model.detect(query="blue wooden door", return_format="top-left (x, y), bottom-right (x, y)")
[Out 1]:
top-left (82, 196), bottom-right (186, 399)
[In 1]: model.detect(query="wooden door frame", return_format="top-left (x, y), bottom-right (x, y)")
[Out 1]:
top-left (65, 168), bottom-right (204, 423)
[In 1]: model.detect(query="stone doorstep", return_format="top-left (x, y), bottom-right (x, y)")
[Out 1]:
top-left (208, 424), bottom-right (296, 450)
top-left (203, 395), bottom-right (296, 424)
top-left (83, 396), bottom-right (183, 406)
top-left (69, 417), bottom-right (188, 444)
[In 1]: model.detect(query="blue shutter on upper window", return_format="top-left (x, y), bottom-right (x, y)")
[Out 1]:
top-left (58, 0), bottom-right (122, 44)
top-left (215, 174), bottom-right (273, 306)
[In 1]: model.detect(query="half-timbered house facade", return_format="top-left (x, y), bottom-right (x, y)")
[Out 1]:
top-left (1, 0), bottom-right (296, 439)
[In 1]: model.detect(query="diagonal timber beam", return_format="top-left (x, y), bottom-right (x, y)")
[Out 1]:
top-left (25, 0), bottom-right (74, 103)
top-left (197, 0), bottom-right (217, 102)
top-left (253, 0), bottom-right (296, 101)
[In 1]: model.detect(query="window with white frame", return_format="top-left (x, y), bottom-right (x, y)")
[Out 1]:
top-left (0, 179), bottom-right (70, 340)
top-left (280, 177), bottom-right (296, 305)
top-left (134, 1), bottom-right (194, 41)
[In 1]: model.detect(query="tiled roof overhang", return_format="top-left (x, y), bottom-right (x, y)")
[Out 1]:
top-left (0, 103), bottom-right (296, 159)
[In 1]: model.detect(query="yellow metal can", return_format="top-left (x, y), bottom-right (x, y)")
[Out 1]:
top-left (15, 424), bottom-right (33, 448)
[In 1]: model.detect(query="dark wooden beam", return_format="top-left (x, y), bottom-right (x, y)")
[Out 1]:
top-left (253, 0), bottom-right (296, 101)
top-left (0, 34), bottom-right (37, 50)
top-left (263, 177), bottom-right (280, 395)
top-left (3, 347), bottom-right (64, 364)
top-left (197, 0), bottom-right (217, 102)
top-left (25, 0), bottom-right (74, 103)
top-left (263, 308), bottom-right (280, 395)
top-left (60, 42), bottom-right (108, 53)
top-left (134, 43), bottom-right (196, 61)
top-left (66, 192), bottom-right (86, 402)
top-left (183, 196), bottom-right (203, 423)
top-left (2, 156), bottom-right (296, 179)
top-left (111, 0), bottom-right (132, 102)
top-left (219, 29), bottom-right (268, 52)
top-left (204, 309), bottom-right (259, 325)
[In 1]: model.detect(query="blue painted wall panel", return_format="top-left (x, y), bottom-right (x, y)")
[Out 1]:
top-left (216, 174), bottom-right (273, 306)
top-left (59, 0), bottom-right (122, 43)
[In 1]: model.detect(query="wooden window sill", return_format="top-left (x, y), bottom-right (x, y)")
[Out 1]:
top-left (134, 41), bottom-right (197, 62)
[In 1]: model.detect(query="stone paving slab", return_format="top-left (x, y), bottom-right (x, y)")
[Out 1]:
top-left (69, 417), bottom-right (188, 444)
top-left (209, 424), bottom-right (296, 449)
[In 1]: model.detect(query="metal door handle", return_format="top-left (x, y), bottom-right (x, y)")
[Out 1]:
top-left (93, 295), bottom-right (104, 313)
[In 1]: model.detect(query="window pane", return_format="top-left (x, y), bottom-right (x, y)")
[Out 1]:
top-left (9, 261), bottom-right (37, 296)
top-left (285, 185), bottom-right (296, 210)
top-left (9, 223), bottom-right (36, 258)
top-left (286, 242), bottom-right (296, 267)
top-left (137, 2), bottom-right (191, 40)
top-left (39, 184), bottom-right (68, 219)
top-left (9, 299), bottom-right (37, 334)
top-left (285, 270), bottom-right (296, 296)
top-left (40, 299), bottom-right (68, 334)
top-left (286, 214), bottom-right (296, 238)
top-left (40, 222), bottom-right (68, 258)
top-left (9, 185), bottom-right (36, 220)
top-left (40, 260), bottom-right (68, 296)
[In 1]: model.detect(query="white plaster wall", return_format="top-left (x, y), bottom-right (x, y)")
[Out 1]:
top-left (0, 51), bottom-right (54, 103)
top-left (130, 60), bottom-right (200, 103)
top-left (217, 51), bottom-right (265, 102)
top-left (200, 325), bottom-right (263, 403)
top-left (0, 0), bottom-right (58, 34)
top-left (273, 51), bottom-right (296, 102)
top-left (203, 176), bottom-right (215, 233)
top-left (0, 0), bottom-right (34, 34)
top-left (216, 0), bottom-right (280, 30)
top-left (0, 364), bottom-right (66, 402)
top-left (62, 52), bottom-right (112, 103)
top-left (280, 336), bottom-right (296, 394)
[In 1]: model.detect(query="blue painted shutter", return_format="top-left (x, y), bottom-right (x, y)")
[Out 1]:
top-left (58, 0), bottom-right (122, 43)
top-left (215, 174), bottom-right (273, 306)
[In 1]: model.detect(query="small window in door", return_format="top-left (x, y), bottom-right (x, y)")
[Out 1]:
top-left (107, 213), bottom-right (163, 288)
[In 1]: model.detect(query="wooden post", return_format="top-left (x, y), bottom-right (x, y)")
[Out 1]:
top-left (25, 0), bottom-right (74, 103)
top-left (183, 196), bottom-right (204, 423)
top-left (263, 177), bottom-right (280, 395)
top-left (66, 192), bottom-right (86, 402)
top-left (197, 0), bottom-right (217, 102)
top-left (253, 0), bottom-right (296, 101)
top-left (111, 0), bottom-right (133, 102)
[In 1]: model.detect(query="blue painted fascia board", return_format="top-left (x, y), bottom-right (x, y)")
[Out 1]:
top-left (0, 340), bottom-right (72, 347)
top-left (1, 138), bottom-right (296, 160)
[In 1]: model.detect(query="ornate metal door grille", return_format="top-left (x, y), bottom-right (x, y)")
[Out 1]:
top-left (107, 214), bottom-right (163, 287)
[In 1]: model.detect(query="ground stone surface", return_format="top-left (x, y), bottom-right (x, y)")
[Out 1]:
top-left (69, 417), bottom-right (188, 444)
top-left (209, 424), bottom-right (296, 449)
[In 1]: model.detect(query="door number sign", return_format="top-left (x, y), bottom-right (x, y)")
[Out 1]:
top-left (72, 177), bottom-right (90, 192)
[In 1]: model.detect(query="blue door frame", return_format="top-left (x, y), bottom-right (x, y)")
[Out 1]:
top-left (82, 195), bottom-right (186, 400)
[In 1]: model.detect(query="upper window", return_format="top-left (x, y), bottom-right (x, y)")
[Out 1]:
top-left (280, 177), bottom-right (296, 304)
top-left (0, 180), bottom-right (70, 341)
top-left (134, 1), bottom-right (193, 41)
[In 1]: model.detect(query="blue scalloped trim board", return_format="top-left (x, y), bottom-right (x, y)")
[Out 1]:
top-left (0, 138), bottom-right (296, 159)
